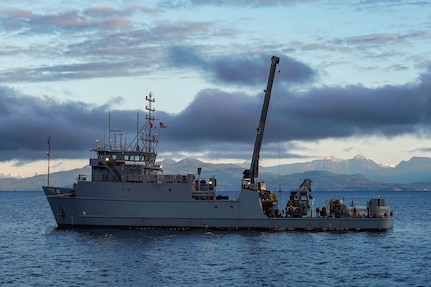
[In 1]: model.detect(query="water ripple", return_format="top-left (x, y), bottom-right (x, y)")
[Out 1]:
top-left (0, 190), bottom-right (430, 286)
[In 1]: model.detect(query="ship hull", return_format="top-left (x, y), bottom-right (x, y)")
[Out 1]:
top-left (43, 185), bottom-right (393, 231)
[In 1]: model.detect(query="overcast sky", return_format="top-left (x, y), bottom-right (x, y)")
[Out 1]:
top-left (1, 0), bottom-right (431, 178)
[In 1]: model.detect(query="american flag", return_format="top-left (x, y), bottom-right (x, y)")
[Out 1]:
top-left (159, 122), bottom-right (167, 128)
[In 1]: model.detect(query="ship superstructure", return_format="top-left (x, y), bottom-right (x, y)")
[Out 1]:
top-left (88, 93), bottom-right (215, 197)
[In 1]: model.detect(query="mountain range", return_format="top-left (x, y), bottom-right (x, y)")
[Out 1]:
top-left (1, 155), bottom-right (430, 191)
top-left (263, 154), bottom-right (431, 184)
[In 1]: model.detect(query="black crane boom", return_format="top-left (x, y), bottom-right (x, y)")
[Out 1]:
top-left (243, 55), bottom-right (280, 190)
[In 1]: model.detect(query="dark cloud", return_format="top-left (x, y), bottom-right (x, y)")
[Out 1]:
top-left (1, 64), bottom-right (429, 163)
top-left (167, 46), bottom-right (317, 85)
top-left (156, 66), bottom-right (431, 158)
top-left (0, 87), bottom-right (139, 161)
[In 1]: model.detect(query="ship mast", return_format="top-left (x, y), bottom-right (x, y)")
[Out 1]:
top-left (243, 56), bottom-right (280, 190)
top-left (143, 92), bottom-right (158, 154)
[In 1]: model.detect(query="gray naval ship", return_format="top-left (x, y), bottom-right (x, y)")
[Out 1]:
top-left (43, 56), bottom-right (393, 231)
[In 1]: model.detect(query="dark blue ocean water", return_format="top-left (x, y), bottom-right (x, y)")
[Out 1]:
top-left (1, 190), bottom-right (430, 286)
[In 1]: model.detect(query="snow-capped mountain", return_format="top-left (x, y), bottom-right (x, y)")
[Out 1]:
top-left (262, 155), bottom-right (431, 183)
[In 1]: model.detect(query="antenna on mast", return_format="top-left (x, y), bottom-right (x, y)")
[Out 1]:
top-left (136, 111), bottom-right (139, 151)
top-left (47, 136), bottom-right (51, 187)
top-left (108, 112), bottom-right (111, 149)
